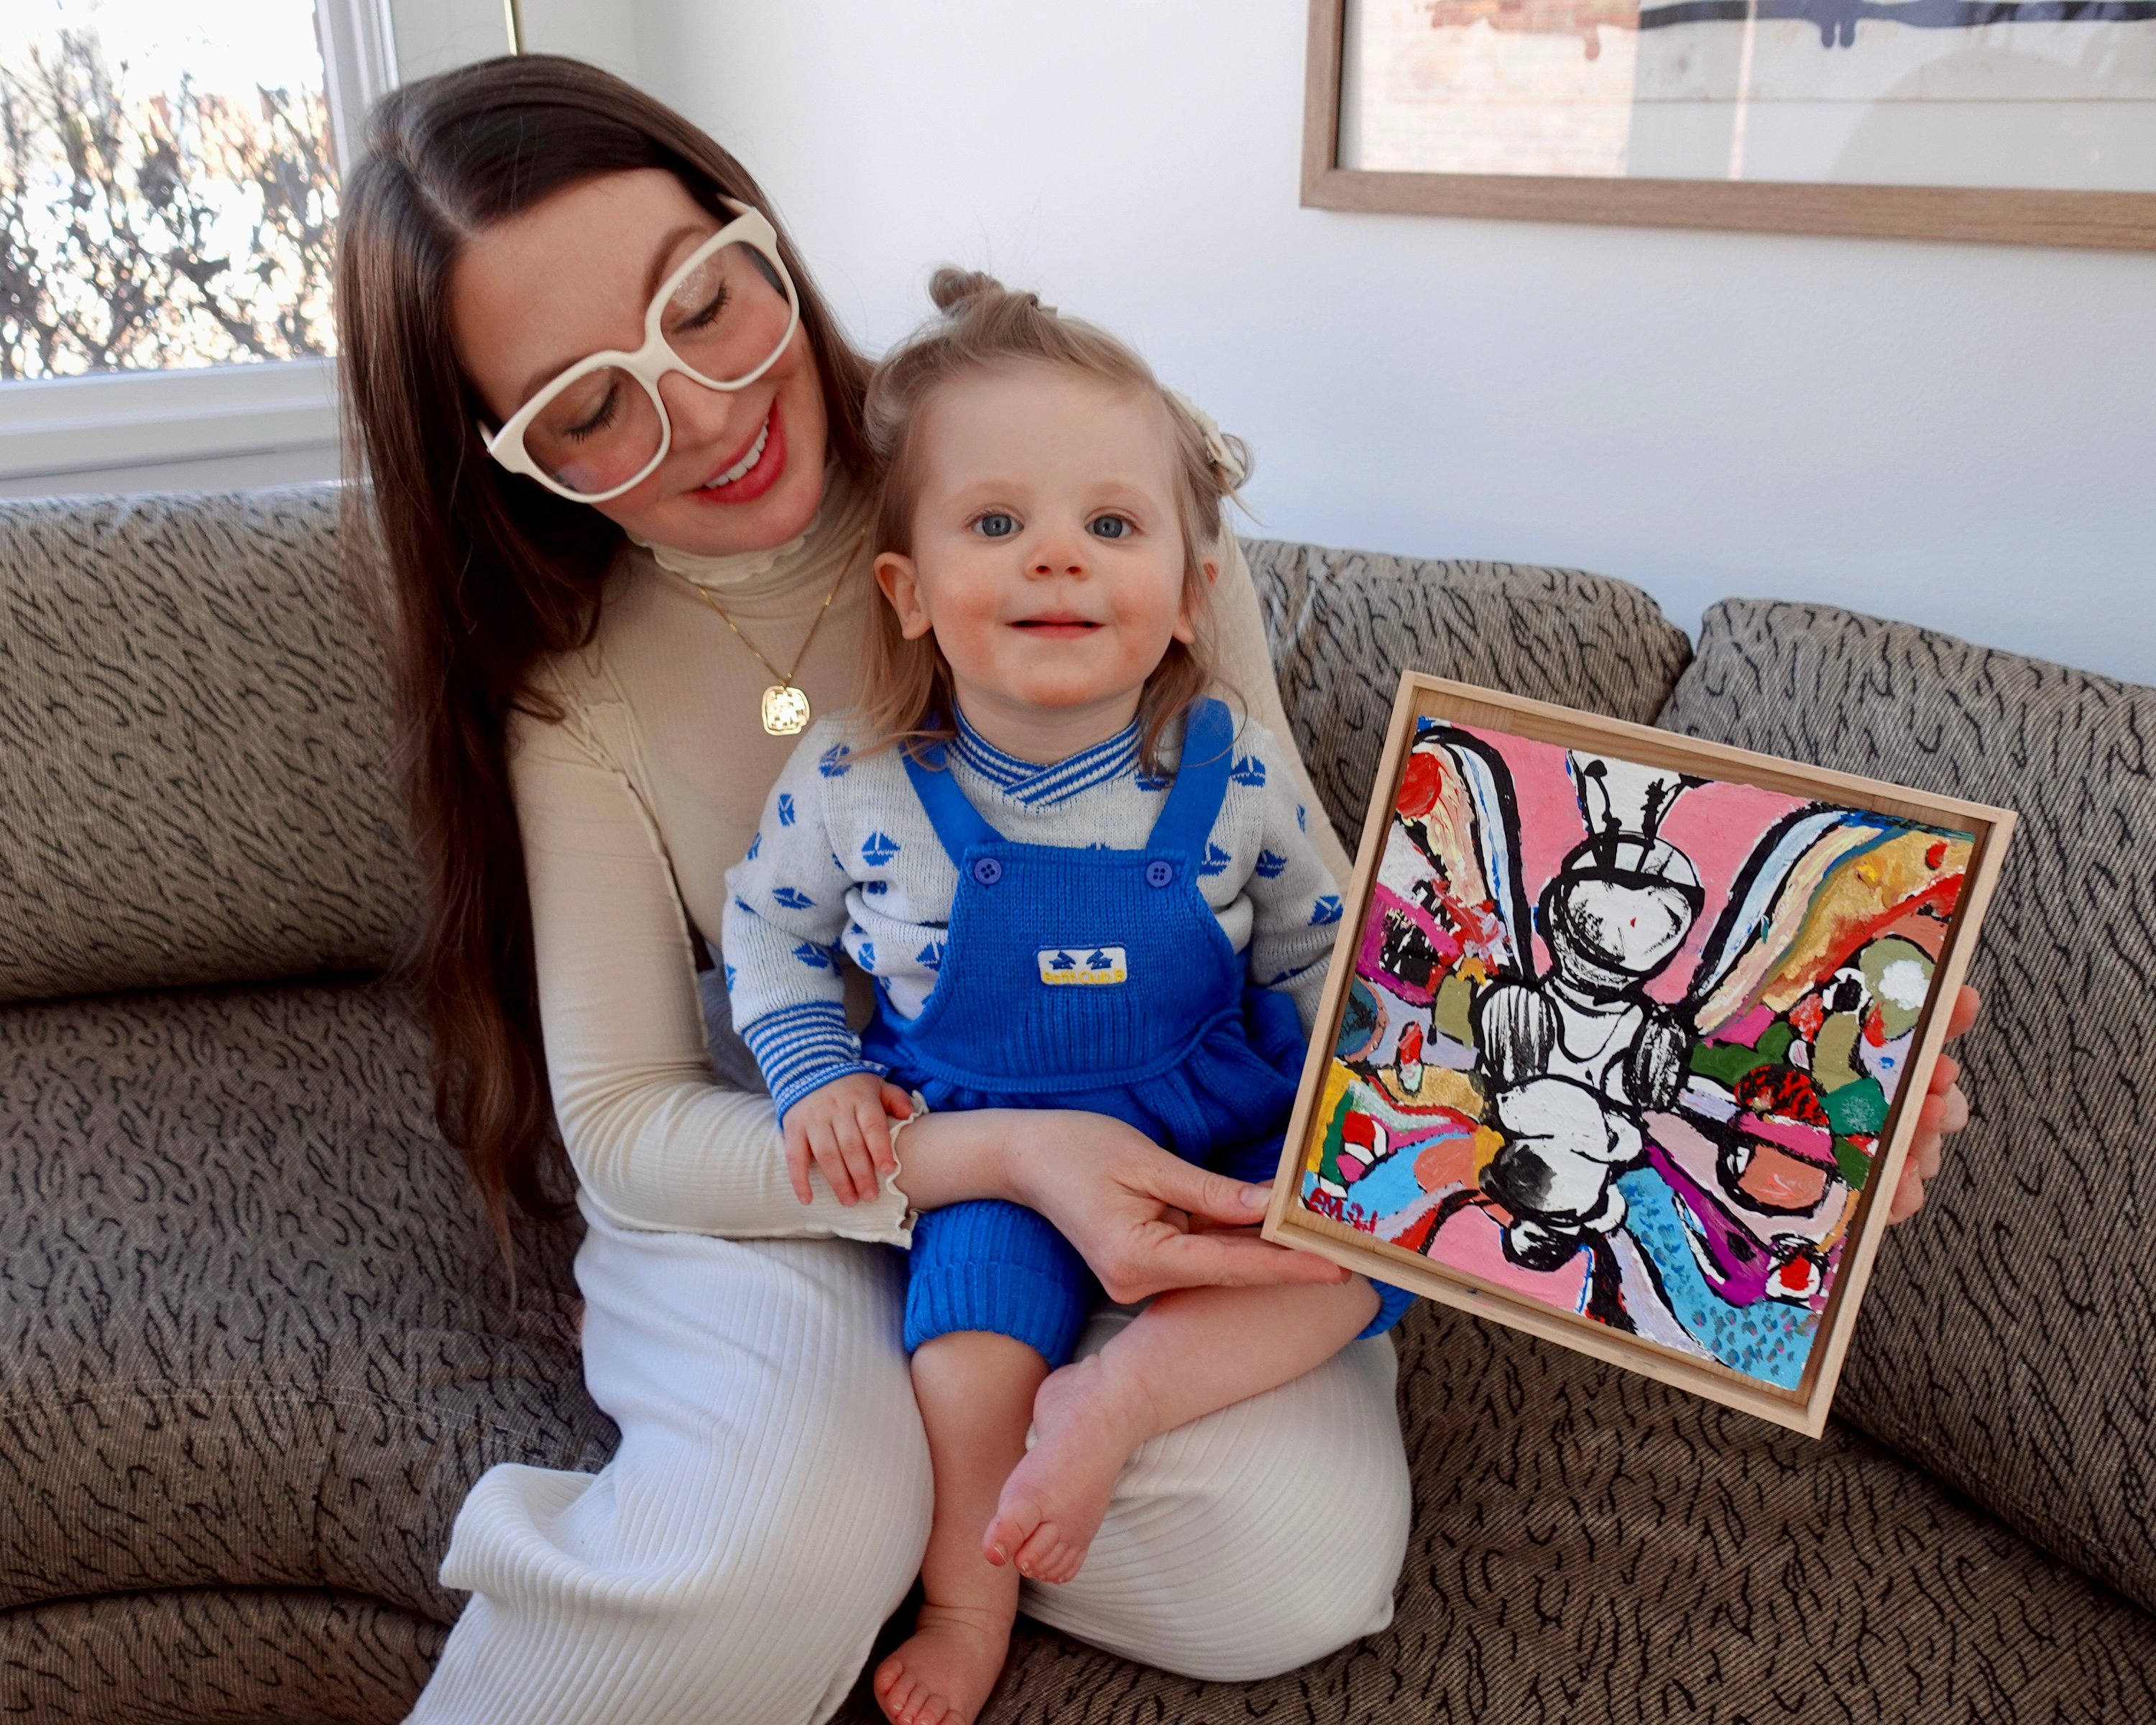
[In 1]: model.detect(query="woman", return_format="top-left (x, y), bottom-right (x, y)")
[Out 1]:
top-left (335, 56), bottom-right (1974, 1725)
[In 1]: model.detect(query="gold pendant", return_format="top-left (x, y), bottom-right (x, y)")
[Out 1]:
top-left (761, 684), bottom-right (811, 735)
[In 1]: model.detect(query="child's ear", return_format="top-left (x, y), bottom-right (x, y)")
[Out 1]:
top-left (874, 551), bottom-right (935, 640)
top-left (1171, 556), bottom-right (1219, 647)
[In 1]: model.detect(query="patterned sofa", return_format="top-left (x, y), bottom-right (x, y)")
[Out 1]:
top-left (2, 485), bottom-right (2150, 1724)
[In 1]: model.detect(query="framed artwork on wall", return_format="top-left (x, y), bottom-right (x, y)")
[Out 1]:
top-left (1304, 0), bottom-right (2156, 247)
top-left (1261, 673), bottom-right (2014, 1436)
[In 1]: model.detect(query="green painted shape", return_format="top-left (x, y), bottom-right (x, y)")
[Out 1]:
top-left (1691, 1039), bottom-right (1773, 1086)
top-left (1314, 1085), bottom-right (1352, 1189)
top-left (1434, 971), bottom-right (1477, 1046)
top-left (1824, 1075), bottom-right (1889, 1138)
top-left (1690, 1020), bottom-right (1796, 1087)
top-left (1859, 935), bottom-right (1935, 1041)
top-left (1834, 1135), bottom-right (1874, 1190)
top-left (1814, 1013), bottom-right (1865, 1092)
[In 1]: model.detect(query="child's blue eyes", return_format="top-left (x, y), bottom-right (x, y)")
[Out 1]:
top-left (969, 512), bottom-right (1136, 540)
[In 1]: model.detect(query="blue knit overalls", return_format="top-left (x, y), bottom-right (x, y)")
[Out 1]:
top-left (862, 699), bottom-right (1411, 1366)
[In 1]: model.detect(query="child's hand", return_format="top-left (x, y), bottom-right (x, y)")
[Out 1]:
top-left (785, 1074), bottom-right (911, 1207)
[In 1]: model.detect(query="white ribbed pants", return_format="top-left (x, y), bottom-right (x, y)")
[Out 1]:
top-left (407, 1206), bottom-right (1411, 1724)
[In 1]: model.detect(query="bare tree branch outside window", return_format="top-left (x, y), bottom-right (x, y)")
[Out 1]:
top-left (0, 26), bottom-right (339, 381)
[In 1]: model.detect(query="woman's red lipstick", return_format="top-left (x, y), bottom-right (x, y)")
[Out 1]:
top-left (691, 399), bottom-right (787, 505)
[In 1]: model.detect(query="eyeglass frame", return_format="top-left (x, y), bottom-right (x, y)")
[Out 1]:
top-left (479, 199), bottom-right (803, 505)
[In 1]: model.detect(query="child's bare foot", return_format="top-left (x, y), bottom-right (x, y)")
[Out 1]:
top-left (872, 1601), bottom-right (1012, 1725)
top-left (982, 1354), bottom-right (1153, 1585)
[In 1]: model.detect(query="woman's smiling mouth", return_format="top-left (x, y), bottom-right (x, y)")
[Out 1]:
top-left (692, 401), bottom-right (786, 503)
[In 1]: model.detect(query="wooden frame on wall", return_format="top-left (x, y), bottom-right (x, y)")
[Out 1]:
top-left (1262, 672), bottom-right (2014, 1437)
top-left (1302, 0), bottom-right (2156, 250)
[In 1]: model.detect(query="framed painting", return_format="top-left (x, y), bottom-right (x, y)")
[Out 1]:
top-left (1263, 673), bottom-right (2014, 1435)
top-left (1304, 0), bottom-right (2156, 247)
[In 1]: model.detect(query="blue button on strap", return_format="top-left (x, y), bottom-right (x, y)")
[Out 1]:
top-left (1144, 859), bottom-right (1175, 889)
top-left (972, 856), bottom-right (1004, 886)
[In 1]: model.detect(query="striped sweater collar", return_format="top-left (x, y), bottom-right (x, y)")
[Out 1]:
top-left (951, 708), bottom-right (1142, 807)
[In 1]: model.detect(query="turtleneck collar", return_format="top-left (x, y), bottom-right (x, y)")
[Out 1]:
top-left (627, 465), bottom-right (857, 595)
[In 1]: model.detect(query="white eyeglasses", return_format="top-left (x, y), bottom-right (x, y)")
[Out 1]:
top-left (482, 201), bottom-right (802, 503)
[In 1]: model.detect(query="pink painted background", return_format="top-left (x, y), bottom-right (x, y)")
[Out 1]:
top-left (1457, 724), bottom-right (1819, 1006)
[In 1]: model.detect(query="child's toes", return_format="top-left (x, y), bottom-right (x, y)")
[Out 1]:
top-left (1012, 1526), bottom-right (1051, 1576)
top-left (873, 1653), bottom-right (924, 1724)
top-left (1010, 1522), bottom-right (1066, 1583)
top-left (982, 1504), bottom-right (1040, 1568)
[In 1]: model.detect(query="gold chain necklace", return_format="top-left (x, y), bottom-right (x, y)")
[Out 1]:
top-left (678, 525), bottom-right (869, 735)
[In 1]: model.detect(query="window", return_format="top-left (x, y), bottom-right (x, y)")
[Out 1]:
top-left (0, 0), bottom-right (404, 491)
top-left (2, 1), bottom-right (344, 380)
top-left (0, 1), bottom-right (581, 493)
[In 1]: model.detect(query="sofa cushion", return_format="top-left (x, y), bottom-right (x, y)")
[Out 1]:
top-left (841, 1302), bottom-right (2156, 1725)
top-left (0, 978), bottom-right (603, 1623)
top-left (1657, 599), bottom-right (2156, 1617)
top-left (1245, 540), bottom-right (1692, 848)
top-left (0, 1588), bottom-right (441, 1724)
top-left (0, 486), bottom-right (418, 1005)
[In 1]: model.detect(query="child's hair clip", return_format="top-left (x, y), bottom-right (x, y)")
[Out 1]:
top-left (1166, 389), bottom-right (1250, 493)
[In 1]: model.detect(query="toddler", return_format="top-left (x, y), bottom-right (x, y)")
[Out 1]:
top-left (722, 272), bottom-right (1411, 1725)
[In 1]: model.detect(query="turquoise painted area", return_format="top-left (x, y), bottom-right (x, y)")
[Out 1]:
top-left (1350, 1130), bottom-right (1464, 1221)
top-left (1616, 1168), bottom-right (1820, 1391)
top-left (1302, 1131), bottom-right (1466, 1229)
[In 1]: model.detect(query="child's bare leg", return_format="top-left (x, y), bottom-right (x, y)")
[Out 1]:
top-left (875, 1331), bottom-right (1046, 1725)
top-left (985, 1277), bottom-right (1381, 1585)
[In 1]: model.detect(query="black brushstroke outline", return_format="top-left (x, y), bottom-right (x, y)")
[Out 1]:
top-left (1416, 723), bottom-right (1536, 958)
top-left (1686, 804), bottom-right (1853, 1016)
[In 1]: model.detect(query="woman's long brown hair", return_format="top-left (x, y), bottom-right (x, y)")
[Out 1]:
top-left (334, 55), bottom-right (873, 1261)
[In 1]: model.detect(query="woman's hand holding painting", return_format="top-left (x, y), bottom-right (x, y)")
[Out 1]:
top-left (1886, 983), bottom-right (1980, 1223)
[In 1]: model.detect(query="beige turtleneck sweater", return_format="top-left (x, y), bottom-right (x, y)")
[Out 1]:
top-left (508, 469), bottom-right (1352, 1243)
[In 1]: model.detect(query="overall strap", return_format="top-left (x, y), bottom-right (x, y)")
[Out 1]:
top-left (902, 738), bottom-right (1005, 865)
top-left (1147, 697), bottom-right (1235, 856)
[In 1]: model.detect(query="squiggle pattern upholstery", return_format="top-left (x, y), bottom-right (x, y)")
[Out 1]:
top-left (1662, 600), bottom-right (2156, 1620)
top-left (2, 490), bottom-right (2150, 1722)
top-left (0, 487), bottom-right (418, 1005)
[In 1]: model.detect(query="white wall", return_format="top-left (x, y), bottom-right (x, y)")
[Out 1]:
top-left (630, 0), bottom-right (2156, 688)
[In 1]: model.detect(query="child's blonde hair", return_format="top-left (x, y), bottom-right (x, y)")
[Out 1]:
top-left (857, 269), bottom-right (1248, 770)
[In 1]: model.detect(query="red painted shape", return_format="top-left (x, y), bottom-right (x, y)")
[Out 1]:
top-left (1397, 750), bottom-right (1444, 818)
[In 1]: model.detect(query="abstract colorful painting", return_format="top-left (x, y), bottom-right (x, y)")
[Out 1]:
top-left (1340, 0), bottom-right (2156, 193)
top-left (1306, 0), bottom-right (2156, 251)
top-left (1273, 679), bottom-right (2012, 1426)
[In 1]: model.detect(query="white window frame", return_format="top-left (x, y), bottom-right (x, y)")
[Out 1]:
top-left (318, 0), bottom-right (402, 182)
top-left (0, 0), bottom-right (482, 489)
top-left (0, 357), bottom-right (340, 486)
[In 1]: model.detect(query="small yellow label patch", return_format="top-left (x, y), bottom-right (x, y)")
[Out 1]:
top-left (1037, 946), bottom-right (1129, 986)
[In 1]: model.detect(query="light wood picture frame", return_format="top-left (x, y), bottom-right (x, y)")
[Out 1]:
top-left (1304, 0), bottom-right (2156, 250)
top-left (1262, 673), bottom-right (2015, 1436)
